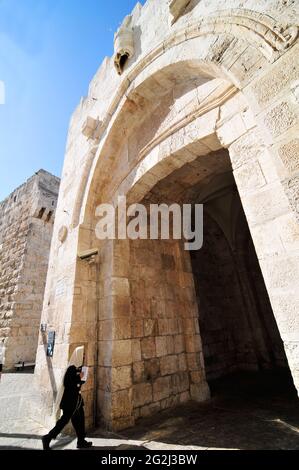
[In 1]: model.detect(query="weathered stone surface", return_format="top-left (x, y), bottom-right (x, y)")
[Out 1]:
top-left (278, 138), bottom-right (299, 173)
top-left (133, 383), bottom-right (153, 408)
top-left (264, 101), bottom-right (297, 137)
top-left (30, 0), bottom-right (299, 434)
top-left (153, 376), bottom-right (171, 402)
top-left (111, 389), bottom-right (133, 419)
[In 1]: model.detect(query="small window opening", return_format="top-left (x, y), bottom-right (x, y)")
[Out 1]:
top-left (46, 211), bottom-right (53, 222)
top-left (38, 207), bottom-right (46, 219)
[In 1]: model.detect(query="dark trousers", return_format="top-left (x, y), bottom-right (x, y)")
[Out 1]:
top-left (48, 400), bottom-right (86, 443)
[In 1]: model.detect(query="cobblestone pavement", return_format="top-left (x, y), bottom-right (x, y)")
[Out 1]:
top-left (0, 370), bottom-right (298, 450)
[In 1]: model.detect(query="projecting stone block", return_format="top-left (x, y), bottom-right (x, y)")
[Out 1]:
top-left (81, 116), bottom-right (101, 139)
top-left (113, 15), bottom-right (134, 75)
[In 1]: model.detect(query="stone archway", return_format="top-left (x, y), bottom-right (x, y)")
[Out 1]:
top-left (123, 144), bottom-right (296, 424)
top-left (33, 1), bottom-right (299, 433)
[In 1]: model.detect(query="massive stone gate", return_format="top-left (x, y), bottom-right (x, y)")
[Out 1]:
top-left (34, 0), bottom-right (299, 431)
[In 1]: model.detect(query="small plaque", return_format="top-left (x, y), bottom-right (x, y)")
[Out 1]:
top-left (47, 331), bottom-right (56, 357)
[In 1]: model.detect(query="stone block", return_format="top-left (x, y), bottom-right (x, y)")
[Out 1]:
top-left (153, 376), bottom-right (171, 402)
top-left (139, 402), bottom-right (161, 418)
top-left (160, 354), bottom-right (178, 376)
top-left (132, 339), bottom-right (142, 363)
top-left (269, 293), bottom-right (299, 342)
top-left (228, 128), bottom-right (265, 170)
top-left (144, 358), bottom-right (160, 381)
top-left (186, 353), bottom-right (201, 371)
top-left (133, 361), bottom-right (145, 383)
top-left (278, 138), bottom-right (299, 174)
top-left (263, 101), bottom-right (297, 137)
top-left (190, 382), bottom-right (210, 402)
top-left (112, 340), bottom-right (132, 367)
top-left (132, 320), bottom-right (144, 338)
top-left (240, 183), bottom-right (290, 226)
top-left (156, 335), bottom-right (174, 357)
top-left (180, 391), bottom-right (190, 403)
top-left (133, 383), bottom-right (153, 407)
top-left (98, 341), bottom-right (113, 367)
top-left (174, 334), bottom-right (185, 354)
top-left (185, 335), bottom-right (201, 353)
top-left (234, 160), bottom-right (266, 195)
top-left (114, 317), bottom-right (132, 340)
top-left (277, 213), bottom-right (299, 252)
top-left (111, 366), bottom-right (132, 392)
top-left (178, 353), bottom-right (187, 371)
top-left (141, 337), bottom-right (156, 359)
top-left (260, 255), bottom-right (299, 291)
top-left (251, 47), bottom-right (299, 105)
top-left (106, 277), bottom-right (130, 297)
top-left (144, 319), bottom-right (157, 337)
top-left (171, 371), bottom-right (189, 394)
top-left (217, 113), bottom-right (247, 147)
top-left (110, 416), bottom-right (135, 431)
top-left (111, 389), bottom-right (133, 419)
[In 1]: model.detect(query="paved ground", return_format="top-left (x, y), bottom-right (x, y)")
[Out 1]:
top-left (0, 370), bottom-right (298, 450)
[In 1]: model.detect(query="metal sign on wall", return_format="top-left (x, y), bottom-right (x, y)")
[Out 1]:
top-left (47, 331), bottom-right (56, 357)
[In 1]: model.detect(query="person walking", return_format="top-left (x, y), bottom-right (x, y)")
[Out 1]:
top-left (42, 365), bottom-right (93, 450)
top-left (0, 339), bottom-right (5, 382)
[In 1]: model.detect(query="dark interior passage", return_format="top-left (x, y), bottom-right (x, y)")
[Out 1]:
top-left (190, 186), bottom-right (289, 384)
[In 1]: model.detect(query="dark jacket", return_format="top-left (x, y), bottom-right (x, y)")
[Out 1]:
top-left (60, 365), bottom-right (85, 411)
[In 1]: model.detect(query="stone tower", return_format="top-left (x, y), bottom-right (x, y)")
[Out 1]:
top-left (0, 170), bottom-right (60, 369)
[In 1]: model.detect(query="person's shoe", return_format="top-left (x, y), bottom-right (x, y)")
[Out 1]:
top-left (77, 440), bottom-right (93, 449)
top-left (42, 434), bottom-right (52, 450)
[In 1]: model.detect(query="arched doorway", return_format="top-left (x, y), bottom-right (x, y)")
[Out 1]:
top-left (33, 3), bottom-right (299, 435)
top-left (128, 147), bottom-right (296, 422)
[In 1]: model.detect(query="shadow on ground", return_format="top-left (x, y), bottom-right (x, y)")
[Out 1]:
top-left (112, 370), bottom-right (299, 450)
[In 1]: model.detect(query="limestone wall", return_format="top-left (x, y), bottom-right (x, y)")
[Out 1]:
top-left (0, 170), bottom-right (60, 368)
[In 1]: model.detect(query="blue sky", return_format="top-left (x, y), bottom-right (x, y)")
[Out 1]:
top-left (0, 0), bottom-right (144, 201)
